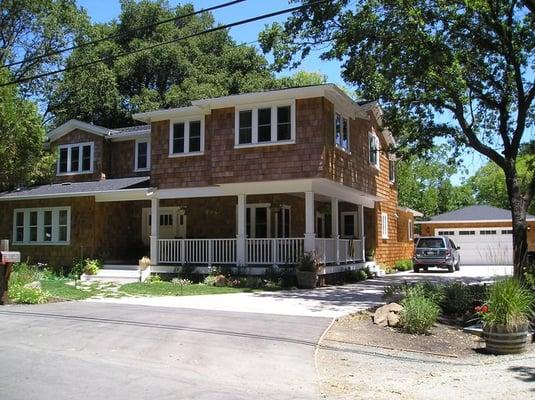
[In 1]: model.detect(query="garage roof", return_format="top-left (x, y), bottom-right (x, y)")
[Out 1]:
top-left (418, 205), bottom-right (535, 223)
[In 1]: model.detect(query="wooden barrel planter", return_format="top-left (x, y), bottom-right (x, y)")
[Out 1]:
top-left (296, 271), bottom-right (318, 289)
top-left (483, 324), bottom-right (530, 355)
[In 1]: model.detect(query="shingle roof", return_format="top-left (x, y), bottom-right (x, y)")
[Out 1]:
top-left (109, 124), bottom-right (151, 138)
top-left (0, 176), bottom-right (150, 200)
top-left (425, 205), bottom-right (535, 222)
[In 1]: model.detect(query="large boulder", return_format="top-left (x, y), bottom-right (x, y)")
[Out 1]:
top-left (373, 303), bottom-right (403, 327)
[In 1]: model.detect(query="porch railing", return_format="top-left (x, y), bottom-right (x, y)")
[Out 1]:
top-left (159, 239), bottom-right (236, 265)
top-left (315, 238), bottom-right (365, 264)
top-left (157, 237), bottom-right (363, 266)
top-left (246, 238), bottom-right (304, 265)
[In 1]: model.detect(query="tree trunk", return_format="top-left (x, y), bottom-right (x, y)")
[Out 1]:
top-left (504, 161), bottom-right (529, 279)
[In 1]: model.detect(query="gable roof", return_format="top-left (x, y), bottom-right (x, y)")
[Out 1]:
top-left (418, 205), bottom-right (535, 223)
top-left (47, 119), bottom-right (112, 142)
top-left (47, 120), bottom-right (150, 143)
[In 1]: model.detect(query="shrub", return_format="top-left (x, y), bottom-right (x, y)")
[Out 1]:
top-left (10, 262), bottom-right (43, 287)
top-left (178, 264), bottom-right (197, 280)
top-left (383, 282), bottom-right (408, 302)
top-left (297, 251), bottom-right (321, 273)
top-left (401, 286), bottom-right (440, 334)
top-left (440, 282), bottom-right (487, 316)
top-left (346, 269), bottom-right (368, 283)
top-left (203, 274), bottom-right (218, 286)
top-left (83, 259), bottom-right (102, 275)
top-left (171, 278), bottom-right (192, 286)
top-left (363, 266), bottom-right (374, 279)
top-left (147, 274), bottom-right (162, 283)
top-left (480, 278), bottom-right (534, 330)
top-left (395, 259), bottom-right (413, 271)
top-left (8, 284), bottom-right (49, 304)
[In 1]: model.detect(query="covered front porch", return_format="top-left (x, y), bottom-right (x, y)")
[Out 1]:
top-left (142, 179), bottom-right (380, 270)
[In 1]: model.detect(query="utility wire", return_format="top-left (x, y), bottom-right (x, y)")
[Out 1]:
top-left (0, 0), bottom-right (330, 88)
top-left (1, 0), bottom-right (246, 69)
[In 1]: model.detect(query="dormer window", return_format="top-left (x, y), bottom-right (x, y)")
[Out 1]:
top-left (57, 142), bottom-right (94, 175)
top-left (235, 101), bottom-right (295, 147)
top-left (169, 118), bottom-right (204, 157)
top-left (335, 113), bottom-right (350, 151)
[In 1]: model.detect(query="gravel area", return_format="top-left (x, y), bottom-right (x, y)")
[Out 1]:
top-left (317, 313), bottom-right (535, 399)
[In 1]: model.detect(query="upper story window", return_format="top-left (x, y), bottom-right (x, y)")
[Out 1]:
top-left (135, 139), bottom-right (151, 171)
top-left (389, 158), bottom-right (396, 182)
top-left (334, 113), bottom-right (350, 151)
top-left (169, 118), bottom-right (204, 157)
top-left (369, 133), bottom-right (380, 169)
top-left (57, 142), bottom-right (94, 175)
top-left (13, 207), bottom-right (70, 245)
top-left (235, 101), bottom-right (295, 147)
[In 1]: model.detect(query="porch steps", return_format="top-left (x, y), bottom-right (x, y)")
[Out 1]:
top-left (81, 264), bottom-right (150, 283)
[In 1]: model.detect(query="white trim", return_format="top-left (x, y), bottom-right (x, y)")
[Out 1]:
top-left (0, 188), bottom-right (149, 202)
top-left (133, 106), bottom-right (208, 123)
top-left (47, 119), bottom-right (110, 142)
top-left (234, 100), bottom-right (296, 148)
top-left (408, 219), bottom-right (414, 241)
top-left (388, 158), bottom-right (396, 183)
top-left (134, 138), bottom-right (151, 172)
top-left (334, 110), bottom-right (351, 153)
top-left (13, 207), bottom-right (71, 245)
top-left (368, 132), bottom-right (380, 170)
top-left (341, 211), bottom-right (359, 238)
top-left (169, 117), bottom-right (205, 157)
top-left (397, 206), bottom-right (424, 217)
top-left (434, 227), bottom-right (515, 236)
top-left (381, 212), bottom-right (389, 239)
top-left (56, 142), bottom-right (95, 176)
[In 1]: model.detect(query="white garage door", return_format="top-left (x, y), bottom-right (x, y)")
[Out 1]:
top-left (434, 228), bottom-right (513, 265)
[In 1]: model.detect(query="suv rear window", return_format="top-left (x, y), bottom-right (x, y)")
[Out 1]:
top-left (417, 238), bottom-right (445, 249)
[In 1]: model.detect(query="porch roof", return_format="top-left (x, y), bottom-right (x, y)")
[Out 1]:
top-left (0, 176), bottom-right (151, 201)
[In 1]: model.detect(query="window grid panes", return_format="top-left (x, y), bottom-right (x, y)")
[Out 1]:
top-left (172, 123), bottom-right (185, 154)
top-left (258, 108), bottom-right (271, 142)
top-left (136, 141), bottom-right (149, 170)
top-left (14, 208), bottom-right (70, 244)
top-left (237, 104), bottom-right (293, 146)
top-left (277, 106), bottom-right (291, 141)
top-left (57, 143), bottom-right (93, 174)
top-left (189, 121), bottom-right (201, 152)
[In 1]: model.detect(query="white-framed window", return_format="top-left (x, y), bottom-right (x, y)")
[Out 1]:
top-left (57, 142), bottom-right (94, 175)
top-left (13, 207), bottom-right (71, 245)
top-left (235, 101), bottom-right (296, 147)
top-left (169, 118), bottom-right (205, 157)
top-left (135, 139), bottom-right (151, 171)
top-left (334, 112), bottom-right (350, 151)
top-left (408, 219), bottom-right (414, 241)
top-left (341, 212), bottom-right (359, 238)
top-left (381, 212), bottom-right (389, 239)
top-left (274, 205), bottom-right (291, 238)
top-left (389, 159), bottom-right (396, 182)
top-left (369, 133), bottom-right (380, 169)
top-left (438, 230), bottom-right (455, 236)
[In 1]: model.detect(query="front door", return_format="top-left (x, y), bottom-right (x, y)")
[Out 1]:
top-left (142, 207), bottom-right (187, 245)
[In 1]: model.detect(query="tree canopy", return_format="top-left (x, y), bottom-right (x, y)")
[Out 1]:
top-left (49, 0), bottom-right (276, 128)
top-left (261, 0), bottom-right (535, 275)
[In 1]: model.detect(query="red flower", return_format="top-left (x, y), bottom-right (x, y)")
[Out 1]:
top-left (474, 305), bottom-right (481, 312)
top-left (481, 305), bottom-right (489, 313)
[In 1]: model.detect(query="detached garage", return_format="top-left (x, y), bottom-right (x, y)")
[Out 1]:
top-left (417, 205), bottom-right (535, 265)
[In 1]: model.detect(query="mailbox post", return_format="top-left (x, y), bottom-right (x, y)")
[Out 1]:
top-left (0, 240), bottom-right (21, 305)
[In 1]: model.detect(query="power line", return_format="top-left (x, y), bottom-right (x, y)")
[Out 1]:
top-left (1, 0), bottom-right (246, 69)
top-left (0, 0), bottom-right (330, 88)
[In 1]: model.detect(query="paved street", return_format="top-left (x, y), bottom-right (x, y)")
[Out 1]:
top-left (0, 265), bottom-right (511, 400)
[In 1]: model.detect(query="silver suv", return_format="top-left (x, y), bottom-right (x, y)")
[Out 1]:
top-left (413, 236), bottom-right (460, 273)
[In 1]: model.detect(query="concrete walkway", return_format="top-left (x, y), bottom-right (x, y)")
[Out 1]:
top-left (89, 265), bottom-right (511, 318)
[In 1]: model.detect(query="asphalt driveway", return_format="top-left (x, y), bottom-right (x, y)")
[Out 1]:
top-left (0, 265), bottom-right (511, 400)
top-left (0, 301), bottom-right (330, 400)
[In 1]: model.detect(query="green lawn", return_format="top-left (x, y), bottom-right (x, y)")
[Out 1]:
top-left (119, 282), bottom-right (255, 296)
top-left (40, 279), bottom-right (105, 300)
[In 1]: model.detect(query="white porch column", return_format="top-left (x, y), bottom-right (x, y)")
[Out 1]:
top-left (304, 191), bottom-right (316, 252)
top-left (331, 198), bottom-right (340, 265)
top-left (236, 194), bottom-right (247, 266)
top-left (359, 204), bottom-right (365, 261)
top-left (150, 197), bottom-right (160, 265)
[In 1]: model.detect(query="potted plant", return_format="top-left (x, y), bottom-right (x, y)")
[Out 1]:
top-left (478, 278), bottom-right (534, 355)
top-left (296, 251), bottom-right (321, 289)
top-left (365, 249), bottom-right (375, 262)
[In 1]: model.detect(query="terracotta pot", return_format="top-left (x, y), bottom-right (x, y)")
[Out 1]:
top-left (483, 323), bottom-right (530, 355)
top-left (296, 271), bottom-right (318, 289)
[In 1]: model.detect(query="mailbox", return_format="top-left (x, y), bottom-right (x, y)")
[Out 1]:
top-left (1, 251), bottom-right (20, 265)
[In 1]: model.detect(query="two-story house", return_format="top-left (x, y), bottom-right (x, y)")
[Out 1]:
top-left (0, 84), bottom-right (420, 274)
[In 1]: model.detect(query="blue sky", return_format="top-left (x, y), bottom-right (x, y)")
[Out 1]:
top-left (76, 0), bottom-right (487, 183)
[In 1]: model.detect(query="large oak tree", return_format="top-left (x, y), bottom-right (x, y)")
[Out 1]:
top-left (261, 0), bottom-right (535, 277)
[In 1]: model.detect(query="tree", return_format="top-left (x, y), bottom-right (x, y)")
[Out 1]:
top-left (0, 70), bottom-right (54, 191)
top-left (50, 0), bottom-right (275, 127)
top-left (275, 70), bottom-right (327, 88)
top-left (397, 150), bottom-right (474, 217)
top-left (0, 0), bottom-right (90, 107)
top-left (469, 152), bottom-right (535, 215)
top-left (261, 1), bottom-right (535, 277)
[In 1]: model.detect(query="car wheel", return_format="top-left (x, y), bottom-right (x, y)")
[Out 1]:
top-left (448, 264), bottom-right (454, 273)
top-left (454, 262), bottom-right (460, 271)
top-left (423, 266), bottom-right (429, 271)
top-left (414, 266), bottom-right (420, 273)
